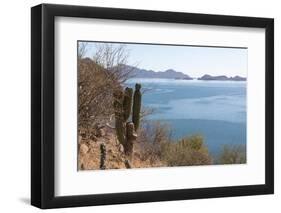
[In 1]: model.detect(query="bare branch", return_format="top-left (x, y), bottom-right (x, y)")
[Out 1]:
top-left (78, 42), bottom-right (89, 59)
top-left (78, 43), bottom-right (135, 129)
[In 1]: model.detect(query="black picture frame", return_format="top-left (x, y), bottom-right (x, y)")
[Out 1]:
top-left (31, 3), bottom-right (274, 209)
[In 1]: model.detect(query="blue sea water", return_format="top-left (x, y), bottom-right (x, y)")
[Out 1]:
top-left (125, 78), bottom-right (246, 154)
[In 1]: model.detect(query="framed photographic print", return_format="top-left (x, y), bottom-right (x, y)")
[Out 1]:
top-left (31, 3), bottom-right (274, 209)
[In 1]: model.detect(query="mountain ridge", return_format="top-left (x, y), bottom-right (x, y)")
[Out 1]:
top-left (121, 65), bottom-right (193, 80)
top-left (80, 60), bottom-right (247, 81)
top-left (121, 65), bottom-right (246, 81)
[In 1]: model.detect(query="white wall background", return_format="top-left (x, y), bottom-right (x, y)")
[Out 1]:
top-left (0, 0), bottom-right (279, 212)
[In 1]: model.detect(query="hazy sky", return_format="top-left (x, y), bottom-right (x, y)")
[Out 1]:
top-left (82, 41), bottom-right (247, 78)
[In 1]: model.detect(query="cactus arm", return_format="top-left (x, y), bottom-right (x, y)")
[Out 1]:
top-left (123, 87), bottom-right (133, 121)
top-left (132, 83), bottom-right (142, 131)
top-left (124, 122), bottom-right (137, 156)
top-left (115, 119), bottom-right (126, 146)
top-left (113, 90), bottom-right (126, 146)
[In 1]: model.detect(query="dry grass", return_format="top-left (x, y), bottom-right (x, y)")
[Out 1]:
top-left (136, 121), bottom-right (170, 164)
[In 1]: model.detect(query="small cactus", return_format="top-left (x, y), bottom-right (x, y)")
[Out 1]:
top-left (132, 83), bottom-right (141, 131)
top-left (100, 143), bottom-right (106, 169)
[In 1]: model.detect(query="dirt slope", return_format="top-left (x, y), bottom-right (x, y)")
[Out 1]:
top-left (78, 126), bottom-right (165, 170)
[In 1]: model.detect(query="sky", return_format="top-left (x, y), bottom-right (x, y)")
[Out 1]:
top-left (81, 41), bottom-right (247, 78)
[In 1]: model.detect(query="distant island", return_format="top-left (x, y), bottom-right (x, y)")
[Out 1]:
top-left (115, 64), bottom-right (246, 81)
top-left (198, 74), bottom-right (246, 81)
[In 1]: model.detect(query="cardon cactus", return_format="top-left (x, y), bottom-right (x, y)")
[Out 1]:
top-left (100, 143), bottom-right (106, 169)
top-left (132, 83), bottom-right (141, 131)
top-left (113, 84), bottom-right (141, 157)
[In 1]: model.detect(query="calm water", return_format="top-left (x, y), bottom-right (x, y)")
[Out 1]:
top-left (126, 78), bottom-right (246, 154)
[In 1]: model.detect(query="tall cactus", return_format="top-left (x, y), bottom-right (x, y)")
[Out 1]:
top-left (113, 84), bottom-right (141, 156)
top-left (132, 83), bottom-right (141, 131)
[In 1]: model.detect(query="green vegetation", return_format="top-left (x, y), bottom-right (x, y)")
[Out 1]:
top-left (161, 135), bottom-right (212, 166)
top-left (138, 121), bottom-right (246, 167)
top-left (137, 121), bottom-right (212, 166)
top-left (216, 144), bottom-right (246, 164)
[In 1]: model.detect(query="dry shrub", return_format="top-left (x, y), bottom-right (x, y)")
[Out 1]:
top-left (78, 43), bottom-right (133, 130)
top-left (137, 121), bottom-right (212, 167)
top-left (78, 58), bottom-right (119, 128)
top-left (161, 135), bottom-right (213, 166)
top-left (217, 144), bottom-right (246, 164)
top-left (136, 121), bottom-right (171, 164)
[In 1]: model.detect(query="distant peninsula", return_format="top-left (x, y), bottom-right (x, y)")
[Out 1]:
top-left (198, 74), bottom-right (246, 81)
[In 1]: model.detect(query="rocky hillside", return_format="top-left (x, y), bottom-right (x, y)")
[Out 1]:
top-left (78, 125), bottom-right (165, 170)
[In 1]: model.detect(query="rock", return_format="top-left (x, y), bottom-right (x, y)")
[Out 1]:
top-left (134, 152), bottom-right (141, 159)
top-left (93, 123), bottom-right (101, 129)
top-left (96, 128), bottom-right (105, 137)
top-left (79, 129), bottom-right (87, 138)
top-left (97, 124), bottom-right (105, 129)
top-left (124, 159), bottom-right (131, 169)
top-left (90, 134), bottom-right (97, 141)
top-left (118, 144), bottom-right (124, 153)
top-left (78, 135), bottom-right (83, 143)
top-left (94, 123), bottom-right (105, 130)
top-left (80, 144), bottom-right (89, 155)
